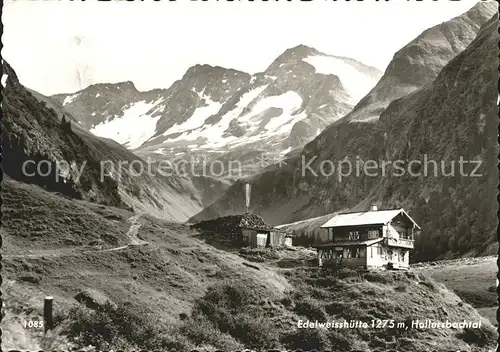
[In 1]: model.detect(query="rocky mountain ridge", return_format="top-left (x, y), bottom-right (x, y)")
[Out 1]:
top-left (343, 1), bottom-right (497, 122)
top-left (52, 46), bottom-right (382, 177)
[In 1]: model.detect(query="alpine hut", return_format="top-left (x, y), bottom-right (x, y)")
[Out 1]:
top-left (313, 205), bottom-right (420, 269)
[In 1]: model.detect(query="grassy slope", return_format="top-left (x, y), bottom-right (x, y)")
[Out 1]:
top-left (2, 180), bottom-right (497, 351)
top-left (414, 256), bottom-right (498, 327)
top-left (2, 180), bottom-right (290, 350)
top-left (2, 177), bottom-right (132, 253)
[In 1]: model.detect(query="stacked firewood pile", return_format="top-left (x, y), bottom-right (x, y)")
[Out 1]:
top-left (191, 213), bottom-right (273, 240)
top-left (238, 213), bottom-right (272, 231)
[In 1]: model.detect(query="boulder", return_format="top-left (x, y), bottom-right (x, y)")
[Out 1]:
top-left (74, 288), bottom-right (117, 311)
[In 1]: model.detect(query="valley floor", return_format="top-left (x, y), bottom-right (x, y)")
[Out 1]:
top-left (413, 256), bottom-right (498, 327)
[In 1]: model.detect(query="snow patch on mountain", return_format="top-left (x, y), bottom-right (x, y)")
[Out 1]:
top-left (90, 100), bottom-right (160, 149)
top-left (53, 46), bottom-right (382, 164)
top-left (303, 55), bottom-right (377, 103)
top-left (351, 114), bottom-right (379, 123)
top-left (163, 97), bottom-right (223, 136)
top-left (151, 85), bottom-right (312, 154)
top-left (164, 85), bottom-right (269, 149)
top-left (63, 93), bottom-right (81, 106)
top-left (243, 91), bottom-right (304, 133)
top-left (1, 74), bottom-right (8, 87)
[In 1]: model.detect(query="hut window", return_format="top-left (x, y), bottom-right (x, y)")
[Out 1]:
top-left (348, 231), bottom-right (360, 240)
top-left (346, 247), bottom-right (360, 258)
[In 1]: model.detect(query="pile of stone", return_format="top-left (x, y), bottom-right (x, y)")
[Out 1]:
top-left (192, 213), bottom-right (273, 240)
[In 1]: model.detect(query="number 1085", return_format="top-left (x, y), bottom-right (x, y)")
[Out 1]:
top-left (23, 320), bottom-right (44, 329)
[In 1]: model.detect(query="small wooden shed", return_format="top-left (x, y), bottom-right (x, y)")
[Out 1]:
top-left (192, 213), bottom-right (288, 248)
top-left (239, 213), bottom-right (284, 248)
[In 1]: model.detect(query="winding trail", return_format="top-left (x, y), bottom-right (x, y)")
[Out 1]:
top-left (3, 213), bottom-right (148, 259)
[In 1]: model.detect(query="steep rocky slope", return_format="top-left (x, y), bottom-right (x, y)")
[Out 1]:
top-left (2, 61), bottom-right (224, 221)
top-left (344, 1), bottom-right (496, 122)
top-left (192, 10), bottom-right (499, 261)
top-left (2, 61), bottom-right (123, 206)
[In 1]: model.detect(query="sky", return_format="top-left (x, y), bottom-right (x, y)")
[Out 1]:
top-left (2, 0), bottom-right (481, 96)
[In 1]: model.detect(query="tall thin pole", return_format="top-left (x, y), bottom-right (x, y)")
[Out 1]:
top-left (245, 183), bottom-right (251, 213)
top-left (44, 296), bottom-right (53, 332)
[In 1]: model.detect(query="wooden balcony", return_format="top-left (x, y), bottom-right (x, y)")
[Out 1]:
top-left (385, 237), bottom-right (414, 249)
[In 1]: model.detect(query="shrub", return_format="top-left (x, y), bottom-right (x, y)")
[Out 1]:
top-left (394, 284), bottom-right (408, 292)
top-left (280, 296), bottom-right (293, 307)
top-left (231, 315), bottom-right (281, 350)
top-left (281, 327), bottom-right (331, 351)
top-left (324, 301), bottom-right (345, 315)
top-left (457, 327), bottom-right (490, 347)
top-left (315, 275), bottom-right (338, 288)
top-left (456, 320), bottom-right (497, 348)
top-left (181, 316), bottom-right (241, 351)
top-left (363, 272), bottom-right (392, 284)
top-left (189, 283), bottom-right (281, 349)
top-left (328, 329), bottom-right (355, 351)
top-left (337, 267), bottom-right (359, 279)
top-left (418, 280), bottom-right (437, 291)
top-left (294, 298), bottom-right (327, 321)
top-left (200, 283), bottom-right (258, 311)
top-left (66, 303), bottom-right (118, 348)
top-left (64, 302), bottom-right (188, 350)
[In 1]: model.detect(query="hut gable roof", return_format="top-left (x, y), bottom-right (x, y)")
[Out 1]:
top-left (320, 208), bottom-right (420, 229)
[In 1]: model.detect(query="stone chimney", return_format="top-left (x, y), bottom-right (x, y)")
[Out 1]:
top-left (370, 204), bottom-right (378, 211)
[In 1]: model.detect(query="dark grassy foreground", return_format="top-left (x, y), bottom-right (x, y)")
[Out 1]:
top-left (35, 268), bottom-right (496, 352)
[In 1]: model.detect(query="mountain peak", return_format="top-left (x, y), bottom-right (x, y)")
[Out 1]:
top-left (462, 0), bottom-right (497, 23)
top-left (101, 80), bottom-right (138, 92)
top-left (264, 44), bottom-right (323, 73)
top-left (342, 1), bottom-right (496, 123)
top-left (118, 80), bottom-right (136, 88)
top-left (285, 44), bottom-right (321, 57)
top-left (183, 64), bottom-right (249, 79)
top-left (2, 60), bottom-right (20, 86)
top-left (274, 44), bottom-right (322, 63)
